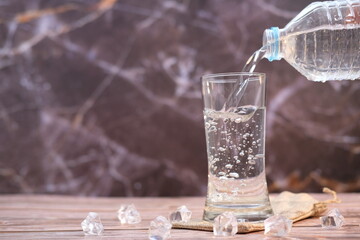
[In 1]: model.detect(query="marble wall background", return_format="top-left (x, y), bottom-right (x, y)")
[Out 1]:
top-left (0, 0), bottom-right (359, 196)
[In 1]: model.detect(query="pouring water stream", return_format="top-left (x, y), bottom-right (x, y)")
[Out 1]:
top-left (222, 47), bottom-right (267, 112)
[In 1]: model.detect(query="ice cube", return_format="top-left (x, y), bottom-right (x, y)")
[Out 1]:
top-left (81, 212), bottom-right (104, 235)
top-left (213, 212), bottom-right (238, 236)
top-left (117, 204), bottom-right (141, 224)
top-left (169, 205), bottom-right (192, 223)
top-left (320, 208), bottom-right (344, 229)
top-left (148, 216), bottom-right (172, 240)
top-left (264, 215), bottom-right (292, 237)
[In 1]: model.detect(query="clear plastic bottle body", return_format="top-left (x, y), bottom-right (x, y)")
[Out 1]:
top-left (263, 0), bottom-right (360, 81)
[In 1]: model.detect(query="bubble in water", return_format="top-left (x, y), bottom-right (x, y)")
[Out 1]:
top-left (248, 155), bottom-right (254, 160)
top-left (209, 126), bottom-right (217, 132)
top-left (245, 124), bottom-right (249, 127)
top-left (210, 120), bottom-right (217, 126)
top-left (234, 156), bottom-right (238, 160)
top-left (229, 172), bottom-right (239, 178)
top-left (235, 118), bottom-right (242, 123)
top-left (226, 106), bottom-right (258, 122)
top-left (219, 172), bottom-right (226, 176)
top-left (218, 147), bottom-right (226, 152)
top-left (236, 160), bottom-right (240, 164)
top-left (248, 148), bottom-right (253, 153)
top-left (225, 164), bottom-right (233, 169)
top-left (252, 141), bottom-right (256, 146)
top-left (240, 151), bottom-right (245, 156)
top-left (248, 159), bottom-right (256, 165)
top-left (205, 122), bottom-right (211, 129)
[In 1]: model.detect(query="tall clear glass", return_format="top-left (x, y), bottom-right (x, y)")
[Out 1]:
top-left (202, 72), bottom-right (273, 222)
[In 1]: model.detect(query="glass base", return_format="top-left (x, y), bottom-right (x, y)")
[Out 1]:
top-left (203, 202), bottom-right (273, 222)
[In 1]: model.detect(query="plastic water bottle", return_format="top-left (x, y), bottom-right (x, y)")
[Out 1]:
top-left (262, 0), bottom-right (360, 82)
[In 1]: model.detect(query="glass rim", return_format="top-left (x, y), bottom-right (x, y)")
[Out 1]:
top-left (202, 72), bottom-right (265, 81)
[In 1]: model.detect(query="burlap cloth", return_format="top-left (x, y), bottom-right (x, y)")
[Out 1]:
top-left (172, 188), bottom-right (340, 233)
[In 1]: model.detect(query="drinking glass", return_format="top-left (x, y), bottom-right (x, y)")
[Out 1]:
top-left (202, 72), bottom-right (273, 222)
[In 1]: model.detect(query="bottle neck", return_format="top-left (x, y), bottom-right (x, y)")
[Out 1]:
top-left (263, 27), bottom-right (283, 62)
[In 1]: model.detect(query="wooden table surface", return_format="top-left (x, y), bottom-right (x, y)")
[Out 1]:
top-left (0, 194), bottom-right (359, 239)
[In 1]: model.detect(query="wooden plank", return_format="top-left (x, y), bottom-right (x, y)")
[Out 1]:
top-left (0, 194), bottom-right (359, 239)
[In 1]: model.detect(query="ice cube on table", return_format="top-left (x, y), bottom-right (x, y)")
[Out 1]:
top-left (81, 212), bottom-right (104, 236)
top-left (148, 216), bottom-right (172, 240)
top-left (169, 205), bottom-right (192, 223)
top-left (320, 208), bottom-right (345, 229)
top-left (264, 215), bottom-right (292, 237)
top-left (213, 212), bottom-right (238, 236)
top-left (117, 204), bottom-right (141, 224)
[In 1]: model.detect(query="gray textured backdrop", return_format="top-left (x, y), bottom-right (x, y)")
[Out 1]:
top-left (0, 0), bottom-right (359, 196)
